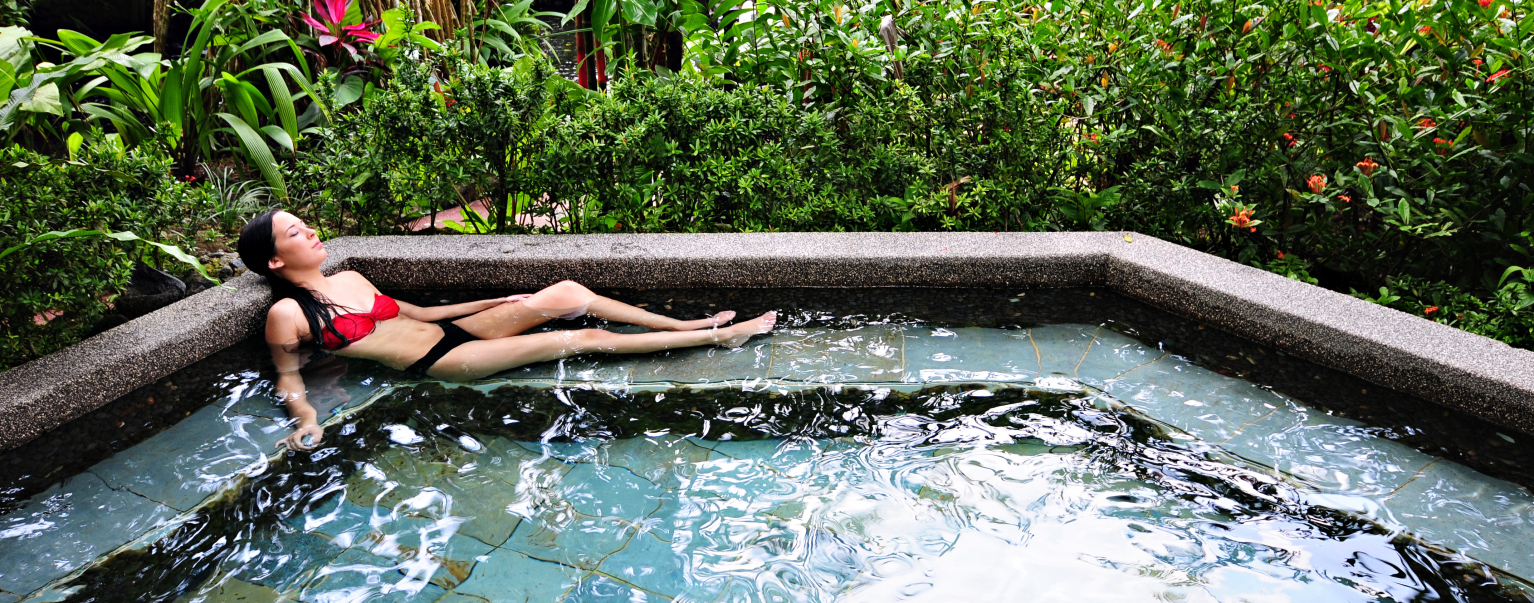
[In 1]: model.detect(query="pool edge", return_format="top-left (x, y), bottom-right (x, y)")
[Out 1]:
top-left (2, 231), bottom-right (1532, 450)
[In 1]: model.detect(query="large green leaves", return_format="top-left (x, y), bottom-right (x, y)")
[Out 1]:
top-left (0, 229), bottom-right (218, 285)
top-left (217, 112), bottom-right (288, 201)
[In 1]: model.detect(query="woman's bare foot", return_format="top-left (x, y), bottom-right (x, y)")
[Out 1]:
top-left (671, 310), bottom-right (737, 331)
top-left (715, 312), bottom-right (776, 348)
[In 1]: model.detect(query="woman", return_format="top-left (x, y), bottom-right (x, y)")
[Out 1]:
top-left (238, 210), bottom-right (776, 451)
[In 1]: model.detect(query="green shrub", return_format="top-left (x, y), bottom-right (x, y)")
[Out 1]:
top-left (0, 142), bottom-right (211, 369)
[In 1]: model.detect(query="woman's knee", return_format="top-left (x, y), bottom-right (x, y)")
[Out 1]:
top-left (538, 280), bottom-right (593, 305)
top-left (571, 328), bottom-right (619, 351)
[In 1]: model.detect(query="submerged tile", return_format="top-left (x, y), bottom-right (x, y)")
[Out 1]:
top-left (1074, 328), bottom-right (1163, 387)
top-left (87, 405), bottom-right (286, 511)
top-left (1221, 407), bottom-right (1434, 497)
top-left (767, 326), bottom-right (904, 383)
top-left (223, 528), bottom-right (346, 593)
top-left (427, 472), bottom-right (527, 548)
top-left (172, 572), bottom-right (282, 603)
top-left (451, 547), bottom-right (586, 602)
top-left (600, 436), bottom-right (715, 490)
top-left (595, 528), bottom-right (687, 598)
top-left (1027, 324), bottom-right (1100, 376)
top-left (500, 355), bottom-right (636, 384)
top-left (564, 570), bottom-right (674, 602)
top-left (901, 327), bottom-right (1037, 384)
top-left (1384, 460), bottom-right (1534, 579)
top-left (0, 472), bottom-right (178, 594)
top-left (503, 513), bottom-right (638, 571)
top-left (297, 547), bottom-right (447, 602)
top-left (630, 343), bottom-right (772, 384)
top-left (1108, 359), bottom-right (1279, 443)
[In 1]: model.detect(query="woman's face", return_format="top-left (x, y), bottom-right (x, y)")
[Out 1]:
top-left (268, 211), bottom-right (326, 274)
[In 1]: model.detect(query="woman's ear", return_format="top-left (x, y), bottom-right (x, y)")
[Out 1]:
top-left (269, 256), bottom-right (285, 271)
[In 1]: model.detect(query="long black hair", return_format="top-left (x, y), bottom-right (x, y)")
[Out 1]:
top-left (238, 210), bottom-right (352, 350)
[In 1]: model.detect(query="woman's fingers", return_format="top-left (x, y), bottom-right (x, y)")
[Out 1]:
top-left (277, 425), bottom-right (324, 450)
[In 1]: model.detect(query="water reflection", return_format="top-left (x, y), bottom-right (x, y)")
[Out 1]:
top-left (143, 386), bottom-right (1527, 602)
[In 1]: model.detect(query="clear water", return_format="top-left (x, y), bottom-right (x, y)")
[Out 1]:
top-left (10, 302), bottom-right (1534, 602)
top-left (113, 384), bottom-right (1519, 603)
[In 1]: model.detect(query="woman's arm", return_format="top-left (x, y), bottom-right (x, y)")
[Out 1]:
top-left (396, 296), bottom-right (525, 322)
top-left (339, 270), bottom-right (525, 322)
top-left (267, 301), bottom-right (324, 450)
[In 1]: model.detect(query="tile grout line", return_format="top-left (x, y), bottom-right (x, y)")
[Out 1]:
top-left (1107, 352), bottom-right (1169, 383)
top-left (1027, 330), bottom-right (1043, 376)
top-left (1217, 407), bottom-right (1281, 446)
top-left (1074, 326), bottom-right (1104, 377)
top-left (1383, 459), bottom-right (1442, 502)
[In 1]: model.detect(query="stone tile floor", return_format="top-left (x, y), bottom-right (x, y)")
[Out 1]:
top-left (4, 324), bottom-right (1534, 601)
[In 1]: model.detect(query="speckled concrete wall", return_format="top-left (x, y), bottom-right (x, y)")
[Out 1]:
top-left (2, 232), bottom-right (1531, 450)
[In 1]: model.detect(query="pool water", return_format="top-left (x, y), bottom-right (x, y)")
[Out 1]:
top-left (5, 293), bottom-right (1534, 602)
top-left (177, 386), bottom-right (1513, 603)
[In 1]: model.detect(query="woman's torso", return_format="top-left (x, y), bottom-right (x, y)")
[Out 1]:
top-left (300, 288), bottom-right (444, 371)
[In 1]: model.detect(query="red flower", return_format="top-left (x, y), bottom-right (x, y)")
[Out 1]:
top-left (1418, 25), bottom-right (1432, 34)
top-left (1487, 69), bottom-right (1512, 83)
top-left (1338, 194), bottom-right (1351, 203)
top-left (1433, 137), bottom-right (1450, 145)
top-left (1473, 59), bottom-right (1483, 66)
top-left (1424, 306), bottom-right (1439, 315)
top-left (1356, 157), bottom-right (1379, 176)
top-left (1306, 174), bottom-right (1326, 194)
top-left (1478, 0), bottom-right (1491, 7)
top-left (1418, 118), bottom-right (1437, 129)
top-left (1319, 65), bottom-right (1331, 72)
top-left (1086, 133), bottom-right (1100, 144)
top-left (1277, 250), bottom-right (1286, 259)
top-left (1282, 132), bottom-right (1297, 147)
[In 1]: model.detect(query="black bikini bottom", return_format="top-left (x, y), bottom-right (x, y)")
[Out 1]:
top-left (406, 321), bottom-right (481, 376)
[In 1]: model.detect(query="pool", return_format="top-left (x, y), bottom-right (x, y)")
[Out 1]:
top-left (3, 288), bottom-right (1534, 602)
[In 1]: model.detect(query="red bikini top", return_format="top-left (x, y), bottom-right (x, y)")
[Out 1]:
top-left (320, 294), bottom-right (400, 350)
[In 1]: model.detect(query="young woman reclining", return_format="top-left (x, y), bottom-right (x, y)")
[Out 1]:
top-left (238, 210), bottom-right (776, 450)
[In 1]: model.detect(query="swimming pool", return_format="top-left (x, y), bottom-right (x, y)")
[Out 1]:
top-left (4, 288), bottom-right (1533, 602)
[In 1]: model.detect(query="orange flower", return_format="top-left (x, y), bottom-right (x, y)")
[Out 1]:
top-left (1306, 174), bottom-right (1327, 194)
top-left (1230, 185), bottom-right (1239, 192)
top-left (1338, 194), bottom-right (1351, 203)
top-left (1424, 306), bottom-right (1439, 315)
top-left (1356, 157), bottom-right (1379, 176)
top-left (1229, 207), bottom-right (1256, 229)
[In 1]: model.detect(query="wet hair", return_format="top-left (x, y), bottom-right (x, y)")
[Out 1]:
top-left (238, 210), bottom-right (351, 350)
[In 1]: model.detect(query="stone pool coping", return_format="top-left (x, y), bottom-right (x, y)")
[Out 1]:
top-left (2, 231), bottom-right (1533, 450)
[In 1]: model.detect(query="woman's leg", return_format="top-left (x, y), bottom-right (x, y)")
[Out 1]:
top-left (428, 312), bottom-right (777, 381)
top-left (454, 280), bottom-right (735, 340)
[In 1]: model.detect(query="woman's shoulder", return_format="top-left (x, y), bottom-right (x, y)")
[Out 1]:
top-left (332, 270), bottom-right (379, 291)
top-left (267, 297), bottom-right (303, 322)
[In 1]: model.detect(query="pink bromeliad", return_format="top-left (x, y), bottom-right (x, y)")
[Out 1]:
top-left (302, 0), bottom-right (380, 57)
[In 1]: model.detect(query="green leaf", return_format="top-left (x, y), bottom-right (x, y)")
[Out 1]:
top-left (217, 112), bottom-right (288, 201)
top-left (335, 75), bottom-right (364, 107)
top-left (262, 67), bottom-right (298, 145)
top-left (19, 81), bottom-right (61, 115)
top-left (0, 229), bottom-right (220, 286)
top-left (260, 123), bottom-right (294, 153)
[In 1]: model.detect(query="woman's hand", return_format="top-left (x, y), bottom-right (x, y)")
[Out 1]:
top-left (500, 294), bottom-right (532, 304)
top-left (278, 423), bottom-right (325, 451)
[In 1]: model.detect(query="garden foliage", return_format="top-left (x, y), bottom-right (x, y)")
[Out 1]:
top-left (2, 0), bottom-right (1533, 371)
